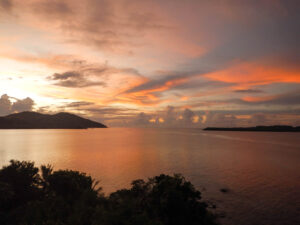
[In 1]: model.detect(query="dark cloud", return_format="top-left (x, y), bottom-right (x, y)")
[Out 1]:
top-left (163, 106), bottom-right (176, 125)
top-left (133, 112), bottom-right (152, 126)
top-left (0, 94), bottom-right (11, 115)
top-left (122, 107), bottom-right (300, 128)
top-left (33, 0), bottom-right (72, 18)
top-left (182, 108), bottom-right (195, 124)
top-left (0, 0), bottom-right (12, 11)
top-left (234, 89), bottom-right (263, 94)
top-left (202, 111), bottom-right (300, 127)
top-left (264, 91), bottom-right (300, 105)
top-left (234, 91), bottom-right (300, 106)
top-left (248, 113), bottom-right (267, 125)
top-left (180, 0), bottom-right (300, 79)
top-left (123, 107), bottom-right (200, 128)
top-left (46, 59), bottom-right (143, 89)
top-left (202, 112), bottom-right (238, 127)
top-left (51, 71), bottom-right (81, 80)
top-left (0, 94), bottom-right (35, 116)
top-left (186, 90), bottom-right (300, 110)
top-left (85, 107), bottom-right (137, 115)
top-left (64, 101), bottom-right (94, 108)
top-left (48, 71), bottom-right (106, 88)
top-left (175, 80), bottom-right (232, 90)
top-left (11, 97), bottom-right (34, 112)
top-left (12, 0), bottom-right (168, 52)
top-left (125, 71), bottom-right (199, 94)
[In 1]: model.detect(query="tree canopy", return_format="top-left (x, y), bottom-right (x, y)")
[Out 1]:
top-left (0, 160), bottom-right (218, 225)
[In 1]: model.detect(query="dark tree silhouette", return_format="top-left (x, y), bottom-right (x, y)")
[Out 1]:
top-left (0, 160), bottom-right (219, 225)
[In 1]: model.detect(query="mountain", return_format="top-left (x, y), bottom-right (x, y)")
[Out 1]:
top-left (0, 111), bottom-right (107, 129)
top-left (203, 125), bottom-right (300, 132)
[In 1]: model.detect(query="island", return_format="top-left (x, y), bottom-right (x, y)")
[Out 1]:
top-left (203, 125), bottom-right (300, 132)
top-left (0, 111), bottom-right (107, 129)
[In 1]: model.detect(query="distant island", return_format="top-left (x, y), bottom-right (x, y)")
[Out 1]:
top-left (0, 111), bottom-right (107, 129)
top-left (204, 125), bottom-right (300, 132)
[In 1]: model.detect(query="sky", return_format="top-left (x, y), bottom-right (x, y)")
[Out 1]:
top-left (0, 0), bottom-right (299, 127)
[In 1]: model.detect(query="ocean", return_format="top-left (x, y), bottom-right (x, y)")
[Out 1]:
top-left (0, 128), bottom-right (299, 225)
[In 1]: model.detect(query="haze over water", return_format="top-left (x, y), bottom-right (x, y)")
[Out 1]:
top-left (0, 128), bottom-right (299, 225)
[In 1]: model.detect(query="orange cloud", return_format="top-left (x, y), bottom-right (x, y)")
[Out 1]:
top-left (180, 96), bottom-right (189, 101)
top-left (115, 77), bottom-right (189, 106)
top-left (242, 95), bottom-right (276, 103)
top-left (205, 62), bottom-right (300, 87)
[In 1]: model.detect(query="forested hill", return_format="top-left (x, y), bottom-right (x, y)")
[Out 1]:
top-left (0, 111), bottom-right (107, 129)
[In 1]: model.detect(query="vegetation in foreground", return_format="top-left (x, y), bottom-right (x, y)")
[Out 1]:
top-left (0, 160), bottom-right (218, 225)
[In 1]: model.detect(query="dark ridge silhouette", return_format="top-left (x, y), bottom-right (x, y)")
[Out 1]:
top-left (0, 111), bottom-right (107, 129)
top-left (0, 160), bottom-right (219, 225)
top-left (203, 125), bottom-right (300, 132)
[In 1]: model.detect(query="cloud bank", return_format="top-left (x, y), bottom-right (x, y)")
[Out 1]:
top-left (0, 94), bottom-right (35, 116)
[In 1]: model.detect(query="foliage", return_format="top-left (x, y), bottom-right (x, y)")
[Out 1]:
top-left (0, 160), bottom-right (218, 225)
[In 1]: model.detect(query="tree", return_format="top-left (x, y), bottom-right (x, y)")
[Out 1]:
top-left (0, 160), bottom-right (219, 225)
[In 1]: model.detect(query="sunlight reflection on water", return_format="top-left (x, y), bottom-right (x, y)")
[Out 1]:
top-left (0, 128), bottom-right (299, 225)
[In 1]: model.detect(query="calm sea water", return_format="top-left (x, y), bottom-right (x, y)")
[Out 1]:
top-left (0, 128), bottom-right (299, 225)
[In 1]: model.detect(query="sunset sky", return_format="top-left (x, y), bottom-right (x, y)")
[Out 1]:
top-left (0, 0), bottom-right (299, 127)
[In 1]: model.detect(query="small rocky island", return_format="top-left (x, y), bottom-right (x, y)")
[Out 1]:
top-left (204, 125), bottom-right (300, 132)
top-left (0, 111), bottom-right (107, 129)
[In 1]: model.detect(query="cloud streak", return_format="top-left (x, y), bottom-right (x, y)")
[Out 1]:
top-left (48, 71), bottom-right (105, 88)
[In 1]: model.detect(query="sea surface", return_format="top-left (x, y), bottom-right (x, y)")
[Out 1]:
top-left (0, 128), bottom-right (299, 225)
